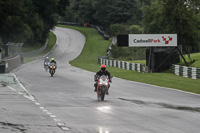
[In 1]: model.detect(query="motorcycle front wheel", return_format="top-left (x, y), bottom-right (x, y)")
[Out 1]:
top-left (51, 73), bottom-right (54, 77)
top-left (50, 69), bottom-right (54, 77)
top-left (101, 86), bottom-right (106, 101)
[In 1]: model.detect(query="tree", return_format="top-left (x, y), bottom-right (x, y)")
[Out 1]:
top-left (0, 0), bottom-right (69, 46)
top-left (70, 0), bottom-right (142, 28)
top-left (0, 0), bottom-right (33, 43)
top-left (32, 0), bottom-right (69, 43)
top-left (57, 0), bottom-right (70, 16)
top-left (94, 0), bottom-right (138, 27)
top-left (128, 25), bottom-right (145, 60)
top-left (129, 25), bottom-right (143, 34)
top-left (142, 0), bottom-right (200, 53)
top-left (71, 0), bottom-right (97, 24)
top-left (109, 23), bottom-right (129, 36)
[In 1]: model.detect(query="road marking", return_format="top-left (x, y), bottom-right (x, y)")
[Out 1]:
top-left (24, 95), bottom-right (35, 101)
top-left (35, 102), bottom-right (40, 105)
top-left (7, 86), bottom-right (35, 101)
top-left (61, 127), bottom-right (69, 131)
top-left (54, 119), bottom-right (61, 122)
top-left (57, 123), bottom-right (65, 126)
top-left (9, 73), bottom-right (70, 131)
top-left (7, 86), bottom-right (17, 92)
top-left (39, 107), bottom-right (45, 109)
top-left (50, 115), bottom-right (56, 118)
top-left (46, 112), bottom-right (52, 115)
top-left (12, 73), bottom-right (35, 100)
top-left (116, 77), bottom-right (200, 97)
top-left (57, 122), bottom-right (70, 131)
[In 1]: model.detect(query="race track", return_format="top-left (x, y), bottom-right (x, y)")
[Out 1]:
top-left (13, 27), bottom-right (200, 133)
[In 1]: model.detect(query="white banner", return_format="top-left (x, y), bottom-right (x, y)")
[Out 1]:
top-left (129, 34), bottom-right (177, 47)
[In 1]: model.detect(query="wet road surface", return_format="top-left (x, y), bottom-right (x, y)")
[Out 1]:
top-left (9, 27), bottom-right (200, 133)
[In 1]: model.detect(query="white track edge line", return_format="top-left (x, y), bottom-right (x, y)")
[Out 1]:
top-left (12, 73), bottom-right (35, 100)
top-left (114, 77), bottom-right (200, 97)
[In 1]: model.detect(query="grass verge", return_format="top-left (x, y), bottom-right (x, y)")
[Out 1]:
top-left (23, 32), bottom-right (56, 63)
top-left (180, 53), bottom-right (200, 67)
top-left (58, 25), bottom-right (200, 94)
top-left (57, 25), bottom-right (110, 72)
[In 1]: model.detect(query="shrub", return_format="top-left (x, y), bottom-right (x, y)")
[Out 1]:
top-left (129, 25), bottom-right (143, 34)
top-left (109, 23), bottom-right (129, 36)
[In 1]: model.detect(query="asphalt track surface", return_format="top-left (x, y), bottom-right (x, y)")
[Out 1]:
top-left (12, 27), bottom-right (200, 133)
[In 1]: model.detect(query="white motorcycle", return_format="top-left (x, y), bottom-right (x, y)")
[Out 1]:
top-left (44, 61), bottom-right (50, 71)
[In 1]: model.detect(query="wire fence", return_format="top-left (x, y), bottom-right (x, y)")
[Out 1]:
top-left (20, 40), bottom-right (48, 57)
top-left (0, 41), bottom-right (47, 73)
top-left (4, 42), bottom-right (23, 59)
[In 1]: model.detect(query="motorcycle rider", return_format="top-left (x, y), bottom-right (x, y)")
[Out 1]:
top-left (94, 64), bottom-right (112, 94)
top-left (50, 58), bottom-right (57, 69)
top-left (44, 57), bottom-right (50, 68)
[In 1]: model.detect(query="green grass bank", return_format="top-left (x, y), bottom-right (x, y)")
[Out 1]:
top-left (57, 25), bottom-right (110, 72)
top-left (181, 53), bottom-right (200, 67)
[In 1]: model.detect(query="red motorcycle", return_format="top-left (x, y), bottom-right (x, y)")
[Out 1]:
top-left (96, 75), bottom-right (110, 101)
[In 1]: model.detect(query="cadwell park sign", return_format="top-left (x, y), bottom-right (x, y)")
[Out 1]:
top-left (117, 34), bottom-right (177, 47)
top-left (117, 34), bottom-right (179, 73)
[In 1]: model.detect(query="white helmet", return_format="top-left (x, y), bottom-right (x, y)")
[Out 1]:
top-left (46, 57), bottom-right (49, 59)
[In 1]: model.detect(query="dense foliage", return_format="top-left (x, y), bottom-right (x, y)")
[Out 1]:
top-left (142, 0), bottom-right (200, 53)
top-left (61, 0), bottom-right (200, 60)
top-left (110, 24), bottom-right (145, 60)
top-left (69, 0), bottom-right (141, 27)
top-left (0, 0), bottom-right (69, 46)
top-left (1, 0), bottom-right (200, 59)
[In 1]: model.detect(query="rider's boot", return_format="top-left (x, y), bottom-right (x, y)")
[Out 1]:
top-left (106, 85), bottom-right (110, 95)
top-left (106, 88), bottom-right (109, 95)
top-left (94, 87), bottom-right (97, 92)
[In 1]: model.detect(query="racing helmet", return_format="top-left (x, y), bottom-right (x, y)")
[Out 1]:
top-left (46, 57), bottom-right (49, 59)
top-left (51, 58), bottom-right (55, 61)
top-left (100, 64), bottom-right (106, 72)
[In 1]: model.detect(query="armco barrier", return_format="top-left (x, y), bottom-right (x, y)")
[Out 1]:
top-left (172, 64), bottom-right (200, 79)
top-left (98, 57), bottom-right (148, 73)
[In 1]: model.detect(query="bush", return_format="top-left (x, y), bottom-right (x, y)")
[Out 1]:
top-left (129, 25), bottom-right (143, 34)
top-left (110, 24), bottom-right (146, 61)
top-left (109, 24), bottom-right (129, 36)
